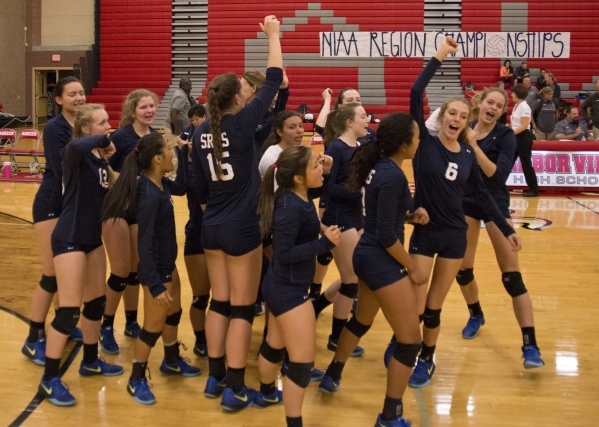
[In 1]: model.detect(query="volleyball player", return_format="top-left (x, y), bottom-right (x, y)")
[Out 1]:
top-left (259, 111), bottom-right (304, 179)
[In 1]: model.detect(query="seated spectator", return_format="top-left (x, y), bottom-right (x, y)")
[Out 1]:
top-left (499, 60), bottom-right (515, 89)
top-left (544, 73), bottom-right (561, 102)
top-left (495, 81), bottom-right (505, 90)
top-left (514, 61), bottom-right (531, 84)
top-left (523, 77), bottom-right (539, 106)
top-left (537, 68), bottom-right (547, 89)
top-left (531, 87), bottom-right (559, 140)
top-left (554, 106), bottom-right (595, 141)
top-left (581, 79), bottom-right (599, 139)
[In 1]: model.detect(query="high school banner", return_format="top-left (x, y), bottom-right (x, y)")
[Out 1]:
top-left (508, 151), bottom-right (599, 187)
top-left (320, 31), bottom-right (570, 58)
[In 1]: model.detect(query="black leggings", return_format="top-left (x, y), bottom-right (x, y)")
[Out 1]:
top-left (515, 130), bottom-right (538, 191)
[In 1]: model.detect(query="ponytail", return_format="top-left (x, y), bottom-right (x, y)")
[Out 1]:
top-left (347, 141), bottom-right (381, 191)
top-left (258, 165), bottom-right (278, 238)
top-left (322, 103), bottom-right (361, 150)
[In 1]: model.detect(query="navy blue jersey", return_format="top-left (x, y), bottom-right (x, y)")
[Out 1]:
top-left (109, 125), bottom-right (157, 172)
top-left (181, 123), bottom-right (203, 235)
top-left (463, 121), bottom-right (516, 211)
top-left (137, 148), bottom-right (187, 297)
top-left (411, 58), bottom-right (514, 238)
top-left (361, 158), bottom-right (413, 248)
top-left (315, 123), bottom-right (376, 145)
top-left (269, 192), bottom-right (335, 286)
top-left (37, 114), bottom-right (72, 208)
top-left (52, 135), bottom-right (112, 245)
top-left (191, 67), bottom-right (283, 226)
top-left (254, 87), bottom-right (289, 152)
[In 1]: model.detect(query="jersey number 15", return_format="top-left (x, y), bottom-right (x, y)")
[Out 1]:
top-left (207, 152), bottom-right (234, 181)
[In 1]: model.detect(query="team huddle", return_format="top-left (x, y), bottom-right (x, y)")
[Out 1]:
top-left (21, 16), bottom-right (544, 427)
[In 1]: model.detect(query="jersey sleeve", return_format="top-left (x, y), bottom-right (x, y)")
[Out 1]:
top-left (137, 193), bottom-right (167, 297)
top-left (491, 129), bottom-right (517, 185)
top-left (376, 173), bottom-right (410, 248)
top-left (64, 135), bottom-right (110, 166)
top-left (108, 131), bottom-right (125, 172)
top-left (191, 126), bottom-right (210, 204)
top-left (43, 121), bottom-right (70, 180)
top-left (322, 143), bottom-right (357, 199)
top-left (314, 124), bottom-right (325, 136)
top-left (273, 87), bottom-right (290, 115)
top-left (411, 58), bottom-right (441, 141)
top-left (166, 146), bottom-right (188, 196)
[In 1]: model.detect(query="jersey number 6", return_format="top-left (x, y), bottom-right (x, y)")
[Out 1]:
top-left (445, 162), bottom-right (458, 181)
top-left (207, 152), bottom-right (234, 181)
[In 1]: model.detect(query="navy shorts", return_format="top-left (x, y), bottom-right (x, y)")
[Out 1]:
top-left (51, 238), bottom-right (102, 257)
top-left (124, 210), bottom-right (138, 226)
top-left (409, 225), bottom-right (467, 259)
top-left (463, 200), bottom-right (511, 223)
top-left (184, 225), bottom-right (204, 256)
top-left (353, 241), bottom-right (409, 291)
top-left (32, 188), bottom-right (62, 224)
top-left (321, 205), bottom-right (363, 232)
top-left (262, 273), bottom-right (310, 317)
top-left (201, 219), bottom-right (261, 257)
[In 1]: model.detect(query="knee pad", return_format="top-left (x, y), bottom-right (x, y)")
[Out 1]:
top-left (165, 309), bottom-right (183, 326)
top-left (345, 316), bottom-right (371, 338)
top-left (82, 296), bottom-right (106, 321)
top-left (423, 306), bottom-right (441, 329)
top-left (338, 282), bottom-right (358, 299)
top-left (127, 271), bottom-right (140, 286)
top-left (39, 275), bottom-right (57, 293)
top-left (192, 295), bottom-right (210, 311)
top-left (107, 273), bottom-right (128, 292)
top-left (51, 307), bottom-right (80, 336)
top-left (138, 328), bottom-right (161, 348)
top-left (316, 251), bottom-right (333, 266)
top-left (259, 341), bottom-right (286, 364)
top-left (209, 299), bottom-right (231, 317)
top-left (286, 361), bottom-right (314, 388)
top-left (456, 268), bottom-right (474, 286)
top-left (230, 305), bottom-right (255, 324)
top-left (502, 272), bottom-right (528, 297)
top-left (393, 342), bottom-right (422, 368)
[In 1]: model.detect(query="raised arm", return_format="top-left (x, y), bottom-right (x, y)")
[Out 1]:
top-left (64, 135), bottom-right (111, 166)
top-left (166, 145), bottom-right (188, 196)
top-left (315, 88), bottom-right (333, 130)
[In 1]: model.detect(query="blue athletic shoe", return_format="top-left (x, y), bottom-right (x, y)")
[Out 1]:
top-left (159, 357), bottom-right (201, 377)
top-left (280, 360), bottom-right (325, 382)
top-left (39, 376), bottom-right (76, 406)
top-left (124, 321), bottom-right (141, 339)
top-left (22, 337), bottom-right (46, 366)
top-left (220, 386), bottom-right (257, 411)
top-left (318, 374), bottom-right (340, 394)
top-left (253, 389), bottom-right (283, 408)
top-left (327, 336), bottom-right (365, 357)
top-left (128, 376), bottom-right (155, 405)
top-left (99, 325), bottom-right (119, 355)
top-left (193, 341), bottom-right (208, 359)
top-left (204, 376), bottom-right (226, 398)
top-left (374, 413), bottom-right (412, 427)
top-left (462, 315), bottom-right (485, 339)
top-left (383, 338), bottom-right (397, 368)
top-left (408, 358), bottom-right (435, 388)
top-left (522, 345), bottom-right (545, 369)
top-left (68, 327), bottom-right (83, 342)
top-left (79, 358), bottom-right (124, 377)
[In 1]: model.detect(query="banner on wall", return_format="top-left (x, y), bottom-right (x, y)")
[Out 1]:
top-left (320, 31), bottom-right (570, 58)
top-left (508, 151), bottom-right (599, 187)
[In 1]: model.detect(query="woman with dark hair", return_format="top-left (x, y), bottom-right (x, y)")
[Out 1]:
top-left (255, 145), bottom-right (339, 427)
top-left (191, 15), bottom-right (283, 411)
top-left (500, 59), bottom-right (515, 90)
top-left (318, 113), bottom-right (428, 427)
top-left (511, 83), bottom-right (540, 197)
top-left (23, 76), bottom-right (86, 366)
top-left (259, 110), bottom-right (304, 179)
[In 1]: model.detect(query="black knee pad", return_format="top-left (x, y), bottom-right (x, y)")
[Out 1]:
top-left (230, 305), bottom-right (255, 324)
top-left (339, 282), bottom-right (358, 299)
top-left (107, 273), bottom-right (128, 292)
top-left (259, 341), bottom-right (286, 364)
top-left (138, 328), bottom-right (161, 348)
top-left (345, 316), bottom-right (371, 338)
top-left (502, 271), bottom-right (528, 297)
top-left (209, 299), bottom-right (231, 317)
top-left (286, 361), bottom-right (314, 388)
top-left (39, 275), bottom-right (57, 293)
top-left (423, 306), bottom-right (441, 329)
top-left (51, 307), bottom-right (80, 336)
top-left (456, 268), bottom-right (474, 286)
top-left (165, 309), bottom-right (183, 326)
top-left (127, 271), bottom-right (140, 286)
top-left (393, 342), bottom-right (422, 368)
top-left (82, 296), bottom-right (106, 321)
top-left (192, 295), bottom-right (210, 311)
top-left (316, 251), bottom-right (333, 266)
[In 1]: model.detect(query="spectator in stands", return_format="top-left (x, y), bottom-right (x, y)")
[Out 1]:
top-left (495, 81), bottom-right (505, 90)
top-left (537, 68), bottom-right (547, 89)
top-left (514, 61), bottom-right (531, 84)
top-left (523, 77), bottom-right (539, 106)
top-left (499, 60), bottom-right (515, 90)
top-left (554, 106), bottom-right (595, 141)
top-left (544, 73), bottom-right (561, 102)
top-left (511, 84), bottom-right (539, 197)
top-left (165, 77), bottom-right (193, 137)
top-left (581, 79), bottom-right (599, 139)
top-left (531, 87), bottom-right (559, 140)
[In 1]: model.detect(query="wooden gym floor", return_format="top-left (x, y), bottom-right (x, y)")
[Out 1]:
top-left (0, 177), bottom-right (598, 426)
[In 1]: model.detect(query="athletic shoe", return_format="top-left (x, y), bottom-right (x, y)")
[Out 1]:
top-left (124, 321), bottom-right (141, 339)
top-left (68, 327), bottom-right (83, 342)
top-left (159, 357), bottom-right (201, 377)
top-left (128, 376), bottom-right (155, 405)
top-left (193, 341), bottom-right (208, 359)
top-left (383, 338), bottom-right (397, 368)
top-left (79, 358), bottom-right (124, 377)
top-left (522, 345), bottom-right (545, 369)
top-left (462, 315), bottom-right (485, 339)
top-left (374, 413), bottom-right (412, 427)
top-left (220, 386), bottom-right (257, 411)
top-left (253, 389), bottom-right (283, 408)
top-left (280, 360), bottom-right (325, 382)
top-left (318, 374), bottom-right (340, 394)
top-left (254, 301), bottom-right (265, 316)
top-left (39, 376), bottom-right (76, 406)
top-left (204, 376), bottom-right (226, 398)
top-left (327, 336), bottom-right (365, 357)
top-left (408, 358), bottom-right (435, 388)
top-left (22, 337), bottom-right (46, 366)
top-left (99, 325), bottom-right (119, 355)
